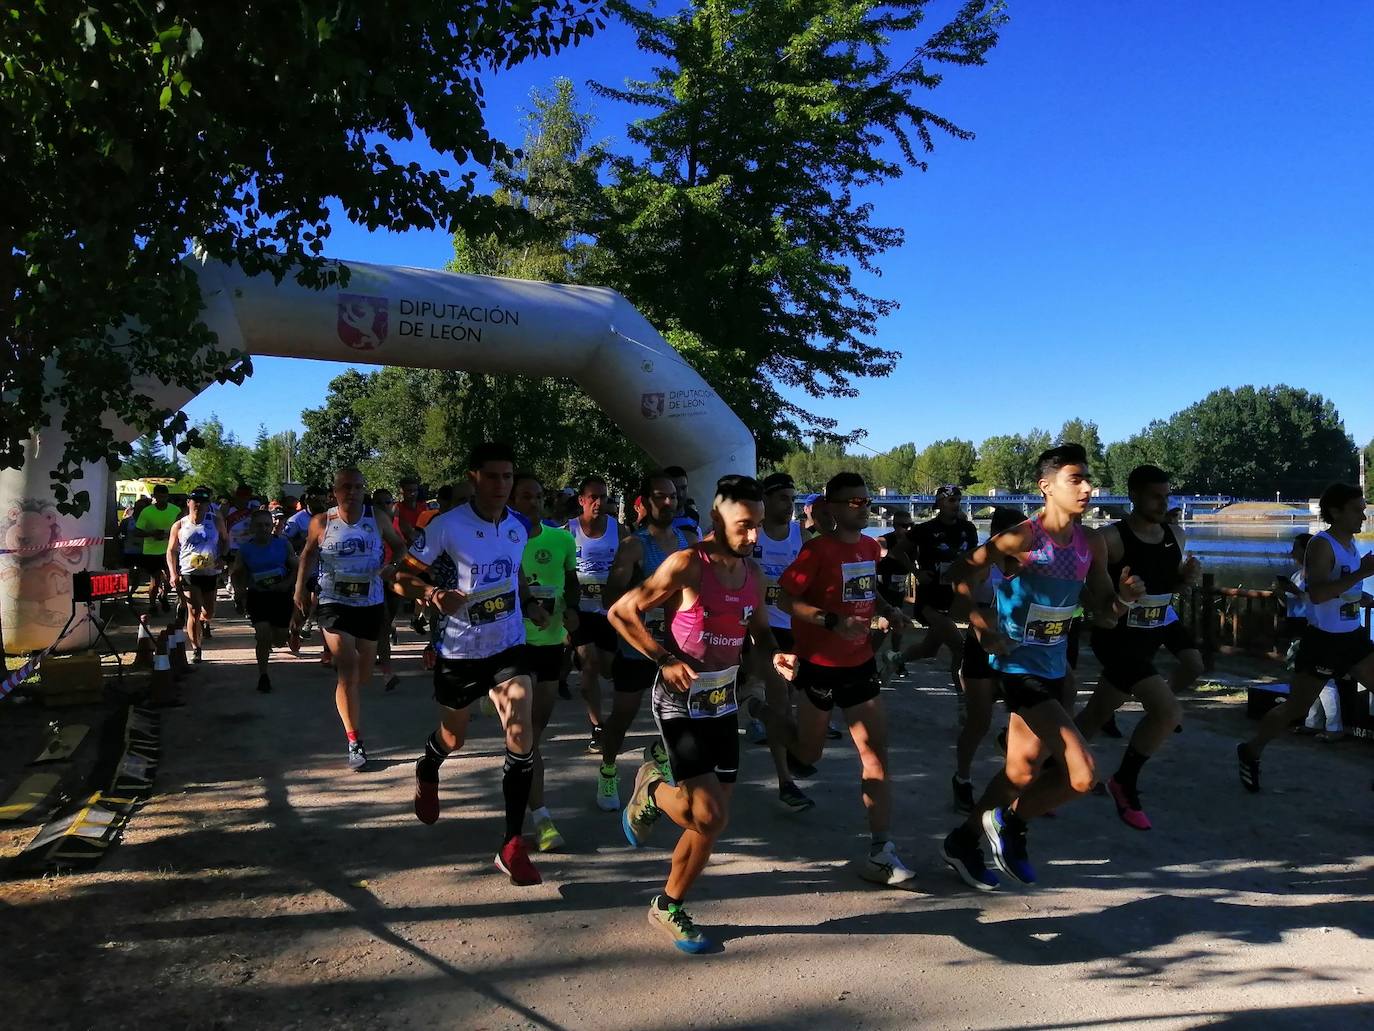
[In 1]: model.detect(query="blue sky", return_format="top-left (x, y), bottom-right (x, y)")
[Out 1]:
top-left (184, 0), bottom-right (1374, 454)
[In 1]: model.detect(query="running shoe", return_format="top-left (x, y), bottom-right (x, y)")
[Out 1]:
top-left (786, 751), bottom-right (818, 779)
top-left (1101, 714), bottom-right (1123, 738)
top-left (982, 807), bottom-right (1036, 886)
top-left (1106, 776), bottom-right (1152, 831)
top-left (347, 741), bottom-right (368, 772)
top-left (193, 647), bottom-right (203, 664)
top-left (876, 650), bottom-right (899, 690)
top-left (534, 815), bottom-right (564, 853)
top-left (414, 759), bottom-right (439, 824)
top-left (596, 763), bottom-right (621, 811)
top-left (383, 675), bottom-right (401, 693)
top-left (287, 627), bottom-right (302, 655)
top-left (1237, 742), bottom-right (1261, 793)
top-left (257, 673), bottom-right (272, 694)
top-left (644, 739), bottom-right (673, 783)
top-left (495, 834), bottom-right (542, 886)
top-left (859, 841), bottom-right (918, 889)
top-left (941, 827), bottom-right (1000, 892)
top-left (588, 724), bottom-right (604, 753)
top-left (622, 759), bottom-right (662, 847)
top-left (647, 896), bottom-right (711, 954)
top-left (746, 718), bottom-right (768, 745)
top-left (202, 624), bottom-right (213, 639)
top-left (951, 775), bottom-right (975, 815)
top-left (778, 781), bottom-right (815, 812)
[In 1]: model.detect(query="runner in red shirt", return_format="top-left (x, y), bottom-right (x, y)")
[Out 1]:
top-left (779, 471), bottom-right (917, 889)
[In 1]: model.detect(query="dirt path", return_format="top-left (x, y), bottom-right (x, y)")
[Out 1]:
top-left (3, 615), bottom-right (1372, 1030)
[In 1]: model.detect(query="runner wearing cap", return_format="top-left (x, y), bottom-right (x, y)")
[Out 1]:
top-left (166, 487), bottom-right (230, 664)
top-left (779, 471), bottom-right (918, 888)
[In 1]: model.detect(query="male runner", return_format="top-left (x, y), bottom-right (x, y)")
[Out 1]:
top-left (906, 484), bottom-right (977, 682)
top-left (940, 444), bottom-right (1143, 891)
top-left (951, 506), bottom-right (1026, 814)
top-left (294, 468), bottom-right (407, 771)
top-left (596, 471), bottom-right (695, 811)
top-left (1238, 482), bottom-right (1374, 791)
top-left (120, 498), bottom-right (150, 602)
top-left (1073, 465), bottom-right (1198, 830)
top-left (778, 472), bottom-right (918, 887)
top-left (395, 443), bottom-right (548, 885)
top-left (568, 475), bottom-right (622, 751)
top-left (510, 471), bottom-right (580, 851)
top-left (664, 465), bottom-right (701, 536)
top-left (396, 476), bottom-right (425, 543)
top-left (134, 484), bottom-right (179, 612)
top-left (874, 511), bottom-right (920, 684)
top-left (222, 483), bottom-right (258, 614)
top-left (166, 487), bottom-right (229, 663)
top-left (749, 472), bottom-right (814, 810)
top-left (232, 508), bottom-right (299, 692)
top-left (610, 474), bottom-right (796, 953)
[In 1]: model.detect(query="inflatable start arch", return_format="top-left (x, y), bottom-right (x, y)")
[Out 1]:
top-left (0, 259), bottom-right (756, 653)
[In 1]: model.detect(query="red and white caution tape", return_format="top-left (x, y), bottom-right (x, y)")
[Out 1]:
top-left (1, 616), bottom-right (93, 701)
top-left (0, 536), bottom-right (105, 557)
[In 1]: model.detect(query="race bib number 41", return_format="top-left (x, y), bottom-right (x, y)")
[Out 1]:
top-left (1126, 593), bottom-right (1174, 629)
top-left (1022, 603), bottom-right (1076, 646)
top-left (334, 575), bottom-right (371, 599)
top-left (841, 561), bottom-right (877, 603)
top-left (687, 665), bottom-right (740, 720)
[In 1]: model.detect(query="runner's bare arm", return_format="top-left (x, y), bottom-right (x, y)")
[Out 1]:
top-left (164, 518), bottom-right (183, 586)
top-left (607, 547), bottom-right (700, 689)
top-left (603, 535), bottom-right (644, 609)
top-left (950, 522), bottom-right (1034, 647)
top-left (1083, 529), bottom-right (1140, 626)
top-left (1304, 536), bottom-right (1374, 602)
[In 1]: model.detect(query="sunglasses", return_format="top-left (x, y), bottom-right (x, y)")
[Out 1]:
top-left (837, 496), bottom-right (871, 509)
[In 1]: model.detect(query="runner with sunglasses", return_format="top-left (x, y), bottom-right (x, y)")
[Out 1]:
top-left (778, 472), bottom-right (918, 888)
top-left (907, 485), bottom-right (978, 690)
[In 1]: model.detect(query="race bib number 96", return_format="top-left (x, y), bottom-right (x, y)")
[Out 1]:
top-left (469, 585), bottom-right (518, 626)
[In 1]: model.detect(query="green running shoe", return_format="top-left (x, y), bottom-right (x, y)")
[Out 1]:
top-left (534, 814), bottom-right (564, 853)
top-left (647, 896), bottom-right (711, 954)
top-left (622, 759), bottom-right (663, 847)
top-left (596, 762), bottom-right (621, 812)
top-left (644, 739), bottom-right (673, 784)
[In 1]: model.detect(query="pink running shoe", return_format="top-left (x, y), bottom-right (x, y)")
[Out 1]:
top-left (495, 835), bottom-right (542, 886)
top-left (1107, 776), bottom-right (1152, 831)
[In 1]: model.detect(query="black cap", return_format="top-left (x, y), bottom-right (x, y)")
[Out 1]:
top-left (761, 472), bottom-right (796, 495)
top-left (189, 486), bottom-right (213, 501)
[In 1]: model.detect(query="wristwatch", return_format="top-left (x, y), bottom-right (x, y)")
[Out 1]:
top-left (822, 611), bottom-right (840, 631)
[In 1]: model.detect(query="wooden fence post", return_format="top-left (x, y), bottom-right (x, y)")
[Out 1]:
top-left (1201, 573), bottom-right (1216, 671)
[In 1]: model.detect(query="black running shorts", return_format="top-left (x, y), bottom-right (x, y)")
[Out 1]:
top-left (570, 610), bottom-right (618, 652)
top-left (1163, 619), bottom-right (1197, 656)
top-left (655, 713), bottom-right (739, 784)
top-left (613, 652), bottom-right (657, 693)
top-left (1293, 626), bottom-right (1374, 681)
top-left (246, 590), bottom-right (293, 629)
top-left (182, 573), bottom-right (219, 600)
top-left (526, 643), bottom-right (566, 684)
top-left (796, 657), bottom-right (880, 712)
top-left (960, 626), bottom-right (993, 680)
top-left (317, 602), bottom-right (385, 642)
top-left (997, 671), bottom-right (1066, 714)
top-left (138, 554), bottom-right (168, 577)
top-left (1090, 624), bottom-right (1167, 693)
top-left (914, 584), bottom-right (955, 622)
top-left (433, 645), bottom-right (529, 710)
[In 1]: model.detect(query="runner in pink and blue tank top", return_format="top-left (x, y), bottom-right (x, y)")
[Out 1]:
top-left (608, 474), bottom-right (799, 955)
top-left (939, 444), bottom-right (1144, 895)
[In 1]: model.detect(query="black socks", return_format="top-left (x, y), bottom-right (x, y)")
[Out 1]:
top-left (416, 730), bottom-right (450, 782)
top-left (502, 748), bottom-right (536, 840)
top-left (1115, 746), bottom-right (1149, 792)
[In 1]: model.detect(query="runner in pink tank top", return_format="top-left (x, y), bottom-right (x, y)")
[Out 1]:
top-left (608, 475), bottom-right (799, 954)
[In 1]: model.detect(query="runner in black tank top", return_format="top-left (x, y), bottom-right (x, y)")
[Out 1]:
top-left (1075, 465), bottom-right (1198, 832)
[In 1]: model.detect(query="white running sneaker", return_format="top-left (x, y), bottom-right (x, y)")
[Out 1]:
top-left (859, 841), bottom-right (918, 889)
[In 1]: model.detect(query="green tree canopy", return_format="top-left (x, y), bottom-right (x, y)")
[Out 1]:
top-left (296, 369), bottom-right (375, 490)
top-left (5, 1), bottom-right (605, 510)
top-left (180, 417), bottom-right (249, 497)
top-left (121, 435), bottom-right (181, 479)
top-left (973, 430), bottom-right (1050, 492)
top-left (1058, 418), bottom-right (1106, 474)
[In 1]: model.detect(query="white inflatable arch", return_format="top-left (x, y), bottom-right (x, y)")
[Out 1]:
top-left (0, 259), bottom-right (755, 652)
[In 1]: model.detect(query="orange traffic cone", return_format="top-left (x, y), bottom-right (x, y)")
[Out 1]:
top-left (133, 615), bottom-right (155, 670)
top-left (150, 632), bottom-right (177, 706)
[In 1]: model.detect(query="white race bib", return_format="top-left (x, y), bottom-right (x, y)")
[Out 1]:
top-left (578, 571), bottom-right (609, 611)
top-left (1126, 592), bottom-right (1174, 629)
top-left (468, 581), bottom-right (518, 626)
top-left (687, 665), bottom-right (739, 720)
top-left (1022, 603), bottom-right (1076, 647)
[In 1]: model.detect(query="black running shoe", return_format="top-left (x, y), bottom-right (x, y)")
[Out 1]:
top-left (778, 781), bottom-right (815, 812)
top-left (951, 775), bottom-right (975, 815)
top-left (1237, 742), bottom-right (1261, 793)
top-left (587, 724), bottom-right (604, 753)
top-left (384, 675), bottom-right (401, 693)
top-left (942, 827), bottom-right (999, 892)
top-left (257, 673), bottom-right (272, 693)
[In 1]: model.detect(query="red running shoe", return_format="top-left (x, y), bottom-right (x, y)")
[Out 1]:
top-left (1107, 776), bottom-right (1152, 831)
top-left (495, 834), bottom-right (542, 886)
top-left (414, 761), bottom-right (440, 825)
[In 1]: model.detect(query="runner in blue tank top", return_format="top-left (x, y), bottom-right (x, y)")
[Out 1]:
top-left (596, 471), bottom-right (698, 811)
top-left (940, 444), bottom-right (1144, 893)
top-left (231, 508), bottom-right (300, 694)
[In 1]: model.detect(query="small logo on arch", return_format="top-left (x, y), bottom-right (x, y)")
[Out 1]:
top-left (337, 294), bottom-right (389, 351)
top-left (641, 392), bottom-right (665, 419)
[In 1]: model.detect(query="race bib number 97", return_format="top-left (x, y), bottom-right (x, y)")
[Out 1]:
top-left (841, 561), bottom-right (877, 603)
